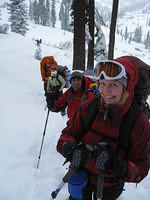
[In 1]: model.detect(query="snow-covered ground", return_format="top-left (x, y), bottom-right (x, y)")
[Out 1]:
top-left (1, 6), bottom-right (150, 200)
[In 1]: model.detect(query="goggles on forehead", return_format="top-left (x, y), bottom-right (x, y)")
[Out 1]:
top-left (95, 60), bottom-right (128, 81)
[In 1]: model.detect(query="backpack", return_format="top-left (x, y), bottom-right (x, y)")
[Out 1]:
top-left (40, 56), bottom-right (57, 79)
top-left (57, 65), bottom-right (71, 88)
top-left (81, 56), bottom-right (150, 155)
top-left (120, 56), bottom-right (150, 118)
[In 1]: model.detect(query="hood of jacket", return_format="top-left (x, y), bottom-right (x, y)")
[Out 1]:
top-left (112, 56), bottom-right (139, 115)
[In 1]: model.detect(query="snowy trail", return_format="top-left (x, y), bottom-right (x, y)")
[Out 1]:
top-left (0, 33), bottom-right (69, 200)
top-left (0, 27), bottom-right (150, 199)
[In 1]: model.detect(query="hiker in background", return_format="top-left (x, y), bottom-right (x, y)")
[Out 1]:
top-left (40, 56), bottom-right (57, 95)
top-left (56, 57), bottom-right (150, 200)
top-left (46, 64), bottom-right (66, 112)
top-left (34, 39), bottom-right (42, 60)
top-left (54, 71), bottom-right (94, 118)
top-left (36, 38), bottom-right (42, 46)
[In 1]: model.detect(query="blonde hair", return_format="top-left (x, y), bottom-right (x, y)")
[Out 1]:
top-left (118, 87), bottom-right (129, 106)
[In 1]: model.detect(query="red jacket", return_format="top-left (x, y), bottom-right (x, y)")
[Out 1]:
top-left (57, 57), bottom-right (150, 188)
top-left (55, 77), bottom-right (94, 118)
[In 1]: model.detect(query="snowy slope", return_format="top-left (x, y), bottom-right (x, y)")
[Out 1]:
top-left (1, 6), bottom-right (150, 200)
top-left (117, 6), bottom-right (150, 42)
top-left (0, 32), bottom-right (70, 200)
top-left (1, 29), bottom-right (150, 200)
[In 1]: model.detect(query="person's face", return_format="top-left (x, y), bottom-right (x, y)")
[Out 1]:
top-left (99, 79), bottom-right (124, 105)
top-left (71, 78), bottom-right (82, 92)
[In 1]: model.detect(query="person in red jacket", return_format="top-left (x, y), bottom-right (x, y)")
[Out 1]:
top-left (56, 58), bottom-right (150, 200)
top-left (54, 71), bottom-right (94, 118)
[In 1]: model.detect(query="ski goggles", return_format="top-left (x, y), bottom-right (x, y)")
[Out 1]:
top-left (95, 60), bottom-right (128, 81)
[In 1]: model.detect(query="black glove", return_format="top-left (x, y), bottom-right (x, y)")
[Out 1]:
top-left (62, 141), bottom-right (75, 159)
top-left (71, 145), bottom-right (92, 168)
top-left (62, 142), bottom-right (92, 168)
top-left (111, 158), bottom-right (128, 178)
top-left (94, 142), bottom-right (114, 171)
top-left (95, 142), bottom-right (128, 178)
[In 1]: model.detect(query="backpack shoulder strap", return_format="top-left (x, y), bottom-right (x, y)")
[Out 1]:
top-left (81, 91), bottom-right (87, 103)
top-left (116, 99), bottom-right (141, 156)
top-left (82, 95), bottom-right (100, 134)
top-left (79, 96), bottom-right (141, 157)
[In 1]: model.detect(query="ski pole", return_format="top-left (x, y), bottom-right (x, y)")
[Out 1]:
top-left (36, 109), bottom-right (50, 168)
top-left (50, 167), bottom-right (77, 199)
top-left (97, 170), bottom-right (104, 200)
top-left (96, 151), bottom-right (109, 200)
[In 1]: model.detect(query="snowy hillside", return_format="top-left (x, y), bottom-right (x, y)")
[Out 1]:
top-left (1, 4), bottom-right (150, 200)
top-left (117, 3), bottom-right (150, 42)
top-left (0, 31), bottom-right (70, 200)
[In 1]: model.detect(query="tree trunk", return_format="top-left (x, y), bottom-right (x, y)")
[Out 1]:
top-left (108, 0), bottom-right (119, 60)
top-left (87, 0), bottom-right (95, 70)
top-left (73, 0), bottom-right (85, 71)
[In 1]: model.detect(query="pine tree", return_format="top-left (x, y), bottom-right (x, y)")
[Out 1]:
top-left (32, 0), bottom-right (39, 24)
top-left (94, 8), bottom-right (107, 62)
top-left (70, 0), bottom-right (74, 29)
top-left (128, 33), bottom-right (132, 44)
top-left (38, 0), bottom-right (45, 25)
top-left (133, 26), bottom-right (142, 43)
top-left (50, 0), bottom-right (56, 27)
top-left (145, 31), bottom-right (150, 49)
top-left (8, 0), bottom-right (29, 36)
top-left (87, 0), bottom-right (95, 70)
top-left (0, 7), bottom-right (2, 21)
top-left (124, 26), bottom-right (128, 41)
top-left (108, 0), bottom-right (119, 59)
top-left (95, 23), bottom-right (107, 62)
top-left (59, 0), bottom-right (71, 31)
top-left (73, 0), bottom-right (86, 70)
top-left (45, 0), bottom-right (50, 26)
top-left (29, 0), bottom-right (34, 21)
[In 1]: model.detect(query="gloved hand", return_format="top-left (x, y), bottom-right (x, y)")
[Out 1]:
top-left (62, 142), bottom-right (92, 168)
top-left (94, 142), bottom-right (128, 178)
top-left (47, 90), bottom-right (56, 94)
top-left (62, 141), bottom-right (75, 159)
top-left (71, 145), bottom-right (92, 168)
top-left (94, 142), bottom-right (114, 171)
top-left (111, 159), bottom-right (128, 178)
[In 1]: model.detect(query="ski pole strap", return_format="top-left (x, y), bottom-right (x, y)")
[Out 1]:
top-left (97, 170), bottom-right (104, 200)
